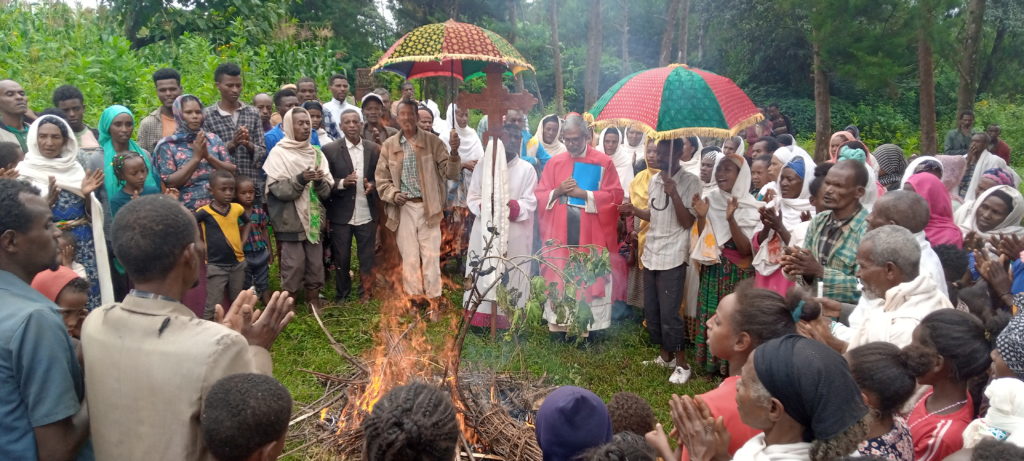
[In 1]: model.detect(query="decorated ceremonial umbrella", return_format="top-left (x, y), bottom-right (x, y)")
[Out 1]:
top-left (371, 19), bottom-right (534, 80)
top-left (585, 63), bottom-right (763, 140)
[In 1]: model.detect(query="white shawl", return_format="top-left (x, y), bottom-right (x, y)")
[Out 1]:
top-left (464, 138), bottom-right (510, 302)
top-left (706, 154), bottom-right (761, 249)
top-left (847, 272), bottom-right (953, 350)
top-left (753, 148), bottom-right (816, 275)
top-left (955, 184), bottom-right (1024, 238)
top-left (681, 136), bottom-right (705, 179)
top-left (732, 433), bottom-right (811, 461)
top-left (528, 114), bottom-right (566, 159)
top-left (963, 150), bottom-right (1020, 203)
top-left (620, 127), bottom-right (647, 169)
top-left (262, 108), bottom-right (335, 241)
top-left (900, 156), bottom-right (943, 188)
top-left (444, 104), bottom-right (484, 163)
top-left (962, 378), bottom-right (1024, 449)
top-left (597, 127), bottom-right (634, 197)
top-left (17, 115), bottom-right (113, 305)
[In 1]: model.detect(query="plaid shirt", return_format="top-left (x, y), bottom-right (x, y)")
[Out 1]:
top-left (801, 207), bottom-right (870, 304)
top-left (241, 206), bottom-right (269, 253)
top-left (137, 108), bottom-right (164, 153)
top-left (202, 103), bottom-right (267, 192)
top-left (399, 134), bottom-right (423, 198)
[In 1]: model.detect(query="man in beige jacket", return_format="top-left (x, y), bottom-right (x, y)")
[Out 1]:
top-left (376, 99), bottom-right (460, 301)
top-left (81, 195), bottom-right (294, 461)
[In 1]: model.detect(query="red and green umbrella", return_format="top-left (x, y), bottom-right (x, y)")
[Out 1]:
top-left (585, 64), bottom-right (763, 140)
top-left (371, 19), bottom-right (534, 80)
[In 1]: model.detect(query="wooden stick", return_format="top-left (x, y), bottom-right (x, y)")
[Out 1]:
top-left (310, 304), bottom-right (369, 374)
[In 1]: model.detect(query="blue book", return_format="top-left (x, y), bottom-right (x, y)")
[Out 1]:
top-left (568, 162), bottom-right (603, 207)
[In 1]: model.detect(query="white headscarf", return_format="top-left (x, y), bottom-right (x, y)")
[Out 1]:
top-left (757, 145), bottom-right (799, 200)
top-left (753, 147), bottom-right (816, 275)
top-left (701, 149), bottom-right (724, 197)
top-left (620, 127), bottom-right (647, 170)
top-left (263, 108), bottom-right (336, 242)
top-left (706, 154), bottom-right (761, 248)
top-left (444, 103), bottom-right (484, 163)
top-left (681, 136), bottom-right (705, 178)
top-left (597, 127), bottom-right (634, 196)
top-left (900, 156), bottom-right (943, 188)
top-left (17, 115), bottom-right (113, 305)
top-left (424, 99), bottom-right (447, 135)
top-left (528, 114), bottom-right (566, 159)
top-left (962, 378), bottom-right (1024, 449)
top-left (963, 150), bottom-right (1021, 203)
top-left (955, 184), bottom-right (1024, 238)
top-left (728, 135), bottom-right (746, 158)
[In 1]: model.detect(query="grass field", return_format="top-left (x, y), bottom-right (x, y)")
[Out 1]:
top-left (271, 269), bottom-right (720, 459)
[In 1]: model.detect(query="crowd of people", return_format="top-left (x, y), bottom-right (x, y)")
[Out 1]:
top-left (2, 59), bottom-right (1024, 461)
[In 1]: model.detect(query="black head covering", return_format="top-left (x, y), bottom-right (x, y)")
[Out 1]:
top-left (753, 335), bottom-right (868, 442)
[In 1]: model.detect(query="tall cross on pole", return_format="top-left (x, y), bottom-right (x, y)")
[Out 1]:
top-left (456, 64), bottom-right (537, 151)
top-left (455, 63), bottom-right (537, 339)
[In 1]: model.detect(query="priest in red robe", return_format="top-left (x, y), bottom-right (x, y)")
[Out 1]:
top-left (535, 114), bottom-right (624, 334)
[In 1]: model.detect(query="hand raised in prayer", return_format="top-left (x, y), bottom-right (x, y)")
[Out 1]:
top-left (556, 178), bottom-right (578, 197)
top-left (800, 210), bottom-right (813, 222)
top-left (343, 172), bottom-right (358, 188)
top-left (964, 231), bottom-right (985, 252)
top-left (976, 250), bottom-right (1013, 301)
top-left (995, 234), bottom-right (1024, 262)
top-left (462, 159), bottom-right (478, 171)
top-left (237, 125), bottom-right (252, 149)
top-left (671, 394), bottom-right (730, 461)
top-left (0, 167), bottom-right (17, 179)
top-left (781, 247), bottom-right (823, 279)
top-left (644, 423), bottom-right (676, 461)
top-left (372, 127), bottom-right (384, 146)
top-left (301, 168), bottom-right (321, 182)
top-left (725, 197), bottom-right (739, 220)
top-left (192, 131), bottom-right (209, 159)
top-left (81, 169), bottom-right (104, 197)
top-left (691, 194), bottom-right (710, 219)
top-left (47, 176), bottom-right (59, 207)
top-left (763, 188), bottom-right (777, 204)
top-left (216, 288), bottom-right (295, 350)
top-left (394, 192), bottom-right (408, 206)
top-left (759, 206), bottom-right (782, 232)
top-left (60, 242), bottom-right (75, 267)
top-left (449, 129), bottom-right (461, 153)
top-left (815, 297), bottom-right (843, 318)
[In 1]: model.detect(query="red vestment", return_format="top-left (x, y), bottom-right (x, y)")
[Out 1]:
top-left (534, 146), bottom-right (624, 300)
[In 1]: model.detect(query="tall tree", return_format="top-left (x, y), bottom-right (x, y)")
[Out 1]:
top-left (676, 0), bottom-right (690, 64)
top-left (957, 0), bottom-right (987, 113)
top-left (812, 41), bottom-right (831, 162)
top-left (549, 0), bottom-right (564, 114)
top-left (584, 0), bottom-right (603, 109)
top-left (620, 1), bottom-right (630, 77)
top-left (918, 0), bottom-right (939, 155)
top-left (659, 0), bottom-right (681, 66)
top-left (508, 0), bottom-right (525, 92)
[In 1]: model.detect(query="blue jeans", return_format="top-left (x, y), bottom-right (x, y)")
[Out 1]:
top-left (244, 248), bottom-right (271, 295)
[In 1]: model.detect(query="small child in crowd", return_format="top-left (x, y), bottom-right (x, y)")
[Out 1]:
top-left (235, 175), bottom-right (271, 304)
top-left (606, 391), bottom-right (656, 436)
top-left (750, 154), bottom-right (773, 195)
top-left (109, 151), bottom-right (175, 217)
top-left (58, 229), bottom-right (88, 279)
top-left (195, 170), bottom-right (250, 319)
top-left (201, 373), bottom-right (292, 461)
top-left (31, 265), bottom-right (90, 339)
top-left (0, 141), bottom-right (24, 178)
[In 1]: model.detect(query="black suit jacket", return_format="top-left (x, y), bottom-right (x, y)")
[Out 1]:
top-left (322, 137), bottom-right (381, 225)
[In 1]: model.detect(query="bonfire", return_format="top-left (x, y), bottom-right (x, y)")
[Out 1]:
top-left (284, 231), bottom-right (609, 460)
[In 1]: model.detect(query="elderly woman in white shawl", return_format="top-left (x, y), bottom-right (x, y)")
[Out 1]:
top-left (263, 107), bottom-right (335, 308)
top-left (752, 150), bottom-right (816, 295)
top-left (462, 124), bottom-right (537, 329)
top-left (18, 114), bottom-right (112, 309)
top-left (443, 104), bottom-right (485, 209)
top-left (597, 127), bottom-right (634, 196)
top-left (956, 185), bottom-right (1024, 239)
top-left (526, 114), bottom-right (566, 169)
top-left (620, 127), bottom-right (646, 174)
top-left (690, 153), bottom-right (761, 374)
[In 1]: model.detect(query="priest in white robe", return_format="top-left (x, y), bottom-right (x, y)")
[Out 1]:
top-left (463, 123), bottom-right (538, 329)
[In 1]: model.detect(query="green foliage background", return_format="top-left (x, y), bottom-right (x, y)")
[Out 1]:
top-left (2, 0), bottom-right (1024, 161)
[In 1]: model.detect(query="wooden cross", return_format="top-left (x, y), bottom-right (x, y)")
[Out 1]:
top-left (454, 63), bottom-right (536, 339)
top-left (455, 63), bottom-right (538, 147)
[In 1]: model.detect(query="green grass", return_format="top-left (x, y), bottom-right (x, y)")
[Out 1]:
top-left (271, 274), bottom-right (720, 459)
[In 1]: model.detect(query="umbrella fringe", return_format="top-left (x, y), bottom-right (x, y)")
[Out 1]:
top-left (585, 113), bottom-right (764, 141)
top-left (371, 54), bottom-right (534, 74)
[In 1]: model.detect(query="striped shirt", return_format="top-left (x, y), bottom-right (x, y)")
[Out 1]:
top-left (399, 134), bottom-right (422, 198)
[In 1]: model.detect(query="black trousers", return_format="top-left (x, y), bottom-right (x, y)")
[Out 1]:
top-left (330, 221), bottom-right (377, 300)
top-left (643, 264), bottom-right (687, 352)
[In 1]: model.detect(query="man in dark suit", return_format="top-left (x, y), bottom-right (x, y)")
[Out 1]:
top-left (323, 109), bottom-right (380, 301)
